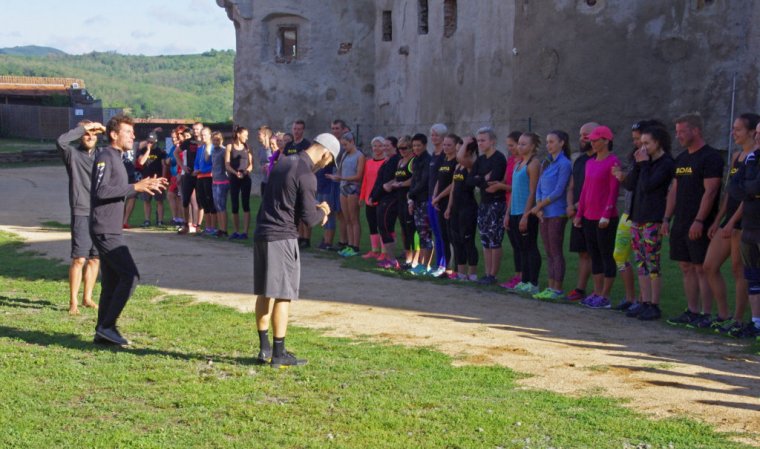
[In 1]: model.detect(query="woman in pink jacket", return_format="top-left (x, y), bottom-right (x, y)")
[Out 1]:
top-left (573, 126), bottom-right (621, 309)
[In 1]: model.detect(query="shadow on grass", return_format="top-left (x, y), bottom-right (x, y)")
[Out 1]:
top-left (0, 295), bottom-right (55, 309)
top-left (0, 325), bottom-right (259, 366)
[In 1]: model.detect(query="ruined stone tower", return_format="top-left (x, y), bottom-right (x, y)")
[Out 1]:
top-left (218, 0), bottom-right (760, 148)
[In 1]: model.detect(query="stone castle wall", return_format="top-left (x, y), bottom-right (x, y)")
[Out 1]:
top-left (219, 0), bottom-right (760, 149)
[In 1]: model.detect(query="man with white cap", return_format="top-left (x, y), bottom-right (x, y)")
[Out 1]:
top-left (253, 132), bottom-right (340, 368)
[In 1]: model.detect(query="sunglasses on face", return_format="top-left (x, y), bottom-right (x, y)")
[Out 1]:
top-left (398, 146), bottom-right (409, 150)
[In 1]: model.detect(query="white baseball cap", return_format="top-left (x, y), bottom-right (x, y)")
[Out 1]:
top-left (313, 133), bottom-right (341, 159)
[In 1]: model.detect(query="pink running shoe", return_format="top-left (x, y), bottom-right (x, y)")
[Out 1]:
top-left (499, 275), bottom-right (521, 289)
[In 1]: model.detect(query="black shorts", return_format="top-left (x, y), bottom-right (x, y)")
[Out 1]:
top-left (71, 215), bottom-right (98, 259)
top-left (669, 223), bottom-right (710, 264)
top-left (569, 224), bottom-right (586, 253)
top-left (253, 239), bottom-right (300, 300)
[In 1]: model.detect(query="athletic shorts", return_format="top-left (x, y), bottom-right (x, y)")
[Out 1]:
top-left (139, 191), bottom-right (165, 202)
top-left (316, 192), bottom-right (337, 230)
top-left (340, 183), bottom-right (359, 196)
top-left (168, 176), bottom-right (179, 194)
top-left (669, 222), bottom-right (710, 264)
top-left (253, 239), bottom-right (300, 301)
top-left (569, 224), bottom-right (587, 253)
top-left (71, 214), bottom-right (98, 259)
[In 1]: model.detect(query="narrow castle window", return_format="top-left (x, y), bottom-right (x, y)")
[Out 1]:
top-left (444, 0), bottom-right (457, 38)
top-left (277, 26), bottom-right (298, 62)
top-left (418, 0), bottom-right (429, 35)
top-left (382, 10), bottom-right (392, 41)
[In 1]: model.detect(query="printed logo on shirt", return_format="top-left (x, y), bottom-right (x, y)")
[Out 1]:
top-left (439, 165), bottom-right (451, 174)
top-left (94, 162), bottom-right (106, 188)
top-left (453, 173), bottom-right (465, 182)
top-left (730, 167), bottom-right (738, 176)
top-left (675, 166), bottom-right (693, 176)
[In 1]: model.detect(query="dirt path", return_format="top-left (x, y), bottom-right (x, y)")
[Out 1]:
top-left (1, 166), bottom-right (759, 445)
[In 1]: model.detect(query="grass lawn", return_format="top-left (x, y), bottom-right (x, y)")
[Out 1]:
top-left (126, 194), bottom-right (758, 354)
top-left (0, 229), bottom-right (755, 448)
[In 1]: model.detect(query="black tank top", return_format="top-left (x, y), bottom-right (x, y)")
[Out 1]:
top-left (724, 153), bottom-right (744, 229)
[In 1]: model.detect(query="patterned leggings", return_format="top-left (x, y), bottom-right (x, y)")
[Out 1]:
top-left (631, 222), bottom-right (662, 277)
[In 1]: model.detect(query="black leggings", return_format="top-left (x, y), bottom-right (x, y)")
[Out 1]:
top-left (582, 217), bottom-right (619, 278)
top-left (92, 234), bottom-right (138, 330)
top-left (365, 204), bottom-right (378, 235)
top-left (196, 177), bottom-right (215, 213)
top-left (181, 175), bottom-right (196, 208)
top-left (450, 205), bottom-right (478, 266)
top-left (510, 214), bottom-right (541, 285)
top-left (397, 193), bottom-right (416, 251)
top-left (377, 197), bottom-right (398, 244)
top-left (230, 175), bottom-right (252, 214)
top-left (506, 217), bottom-right (523, 273)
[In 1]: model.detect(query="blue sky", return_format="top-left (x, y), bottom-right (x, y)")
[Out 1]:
top-left (0, 0), bottom-right (235, 55)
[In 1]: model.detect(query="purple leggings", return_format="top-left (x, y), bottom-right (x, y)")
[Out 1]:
top-left (539, 216), bottom-right (567, 282)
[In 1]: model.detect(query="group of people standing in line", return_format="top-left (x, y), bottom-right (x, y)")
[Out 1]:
top-left (267, 115), bottom-right (760, 340)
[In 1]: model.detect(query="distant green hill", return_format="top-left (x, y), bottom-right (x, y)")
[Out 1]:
top-left (0, 50), bottom-right (234, 122)
top-left (0, 46), bottom-right (67, 57)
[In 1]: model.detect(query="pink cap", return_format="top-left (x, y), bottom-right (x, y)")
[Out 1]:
top-left (588, 126), bottom-right (614, 141)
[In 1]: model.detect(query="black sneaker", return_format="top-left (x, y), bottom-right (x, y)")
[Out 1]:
top-left (686, 314), bottom-right (714, 329)
top-left (716, 319), bottom-right (742, 335)
top-left (271, 351), bottom-right (308, 368)
top-left (95, 326), bottom-right (130, 346)
top-left (638, 304), bottom-right (662, 321)
top-left (728, 322), bottom-right (760, 339)
top-left (666, 310), bottom-right (700, 326)
top-left (625, 302), bottom-right (644, 318)
top-left (477, 275), bottom-right (496, 285)
top-left (255, 350), bottom-right (272, 365)
top-left (614, 300), bottom-right (634, 311)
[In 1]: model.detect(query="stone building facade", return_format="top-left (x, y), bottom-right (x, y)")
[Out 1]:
top-left (218, 0), bottom-right (760, 149)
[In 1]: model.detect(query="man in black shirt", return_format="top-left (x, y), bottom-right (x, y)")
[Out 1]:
top-left (662, 113), bottom-right (723, 326)
top-left (565, 122), bottom-right (598, 301)
top-left (57, 120), bottom-right (103, 315)
top-left (254, 133), bottom-right (340, 368)
top-left (90, 115), bottom-right (167, 346)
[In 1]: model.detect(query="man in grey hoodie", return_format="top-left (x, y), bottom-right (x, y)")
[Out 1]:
top-left (57, 120), bottom-right (104, 315)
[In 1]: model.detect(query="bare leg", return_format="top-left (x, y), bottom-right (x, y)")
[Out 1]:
top-left (157, 200), bottom-right (165, 223)
top-left (142, 200), bottom-right (152, 224)
top-left (492, 247), bottom-right (502, 278)
top-left (638, 275), bottom-right (651, 303)
top-left (621, 265), bottom-right (636, 301)
top-left (243, 212), bottom-right (251, 235)
top-left (123, 198), bottom-right (135, 226)
top-left (577, 252), bottom-right (591, 290)
top-left (82, 258), bottom-right (99, 308)
top-left (704, 235), bottom-right (730, 318)
top-left (731, 230), bottom-right (748, 321)
top-left (231, 213), bottom-right (240, 234)
top-left (68, 258), bottom-right (85, 314)
top-left (651, 276), bottom-right (662, 305)
top-left (695, 264), bottom-right (712, 314)
top-left (679, 262), bottom-right (699, 313)
top-left (271, 299), bottom-right (291, 339)
top-left (255, 296), bottom-right (275, 331)
top-left (602, 276), bottom-right (615, 299)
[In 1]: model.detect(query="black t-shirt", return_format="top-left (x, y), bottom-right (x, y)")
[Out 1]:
top-left (409, 151), bottom-right (431, 202)
top-left (122, 149), bottom-right (138, 183)
top-left (284, 138), bottom-right (311, 156)
top-left (572, 152), bottom-right (593, 204)
top-left (394, 156), bottom-right (414, 201)
top-left (181, 140), bottom-right (200, 175)
top-left (428, 151), bottom-right (445, 196)
top-left (723, 154), bottom-right (743, 228)
top-left (139, 146), bottom-right (167, 178)
top-left (436, 156), bottom-right (458, 209)
top-left (469, 150), bottom-right (507, 204)
top-left (673, 145), bottom-right (724, 228)
top-left (451, 165), bottom-right (476, 211)
top-left (372, 154), bottom-right (401, 202)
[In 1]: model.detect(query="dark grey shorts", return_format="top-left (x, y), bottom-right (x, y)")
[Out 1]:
top-left (71, 214), bottom-right (98, 259)
top-left (253, 239), bottom-right (300, 300)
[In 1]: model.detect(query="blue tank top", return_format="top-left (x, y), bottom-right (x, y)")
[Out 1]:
top-left (511, 157), bottom-right (531, 215)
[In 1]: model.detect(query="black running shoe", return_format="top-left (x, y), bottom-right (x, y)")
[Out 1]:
top-left (686, 314), bottom-right (713, 329)
top-left (625, 302), bottom-right (644, 318)
top-left (271, 351), bottom-right (308, 368)
top-left (255, 350), bottom-right (271, 365)
top-left (95, 326), bottom-right (130, 346)
top-left (666, 310), bottom-right (700, 326)
top-left (613, 300), bottom-right (634, 311)
top-left (728, 322), bottom-right (760, 339)
top-left (638, 304), bottom-right (661, 321)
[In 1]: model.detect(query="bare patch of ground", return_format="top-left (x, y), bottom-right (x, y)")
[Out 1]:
top-left (1, 166), bottom-right (758, 445)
